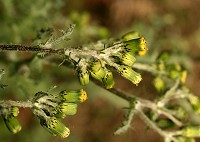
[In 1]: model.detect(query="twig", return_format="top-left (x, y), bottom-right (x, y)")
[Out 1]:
top-left (0, 44), bottom-right (64, 55)
top-left (114, 99), bottom-right (136, 135)
top-left (0, 100), bottom-right (33, 108)
top-left (136, 107), bottom-right (178, 142)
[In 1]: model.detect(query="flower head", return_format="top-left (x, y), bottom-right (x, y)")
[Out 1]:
top-left (56, 103), bottom-right (78, 118)
top-left (102, 69), bottom-right (115, 89)
top-left (123, 37), bottom-right (148, 56)
top-left (3, 116), bottom-right (22, 134)
top-left (40, 117), bottom-right (70, 138)
top-left (118, 52), bottom-right (136, 67)
top-left (117, 65), bottom-right (142, 85)
top-left (77, 60), bottom-right (90, 86)
top-left (60, 89), bottom-right (87, 103)
top-left (90, 61), bottom-right (106, 81)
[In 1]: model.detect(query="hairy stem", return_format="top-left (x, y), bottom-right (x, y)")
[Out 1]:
top-left (0, 100), bottom-right (33, 108)
top-left (0, 44), bottom-right (64, 55)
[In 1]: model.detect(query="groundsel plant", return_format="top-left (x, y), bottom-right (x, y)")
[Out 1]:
top-left (0, 25), bottom-right (200, 142)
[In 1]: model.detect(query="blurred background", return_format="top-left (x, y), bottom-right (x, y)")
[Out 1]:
top-left (0, 0), bottom-right (200, 142)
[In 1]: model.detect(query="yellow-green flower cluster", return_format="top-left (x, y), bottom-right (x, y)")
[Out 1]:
top-left (181, 126), bottom-right (200, 138)
top-left (89, 61), bottom-right (115, 89)
top-left (76, 60), bottom-right (115, 89)
top-left (187, 94), bottom-right (200, 114)
top-left (32, 89), bottom-right (87, 137)
top-left (0, 106), bottom-right (22, 134)
top-left (112, 32), bottom-right (147, 85)
top-left (153, 52), bottom-right (188, 93)
top-left (75, 31), bottom-right (147, 87)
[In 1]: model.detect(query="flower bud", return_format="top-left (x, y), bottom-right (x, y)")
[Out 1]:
top-left (157, 52), bottom-right (169, 62)
top-left (3, 116), bottom-right (22, 134)
top-left (156, 118), bottom-right (174, 129)
top-left (153, 77), bottom-right (165, 93)
top-left (168, 64), bottom-right (187, 83)
top-left (176, 137), bottom-right (195, 142)
top-left (40, 117), bottom-right (70, 138)
top-left (174, 107), bottom-right (187, 120)
top-left (182, 126), bottom-right (200, 138)
top-left (121, 31), bottom-right (140, 41)
top-left (181, 70), bottom-right (187, 84)
top-left (77, 66), bottom-right (90, 86)
top-left (188, 95), bottom-right (200, 114)
top-left (118, 53), bottom-right (136, 67)
top-left (102, 69), bottom-right (115, 89)
top-left (56, 103), bottom-right (78, 118)
top-left (123, 37), bottom-right (148, 56)
top-left (117, 65), bottom-right (142, 85)
top-left (90, 61), bottom-right (106, 81)
top-left (60, 89), bottom-right (87, 103)
top-left (90, 60), bottom-right (102, 73)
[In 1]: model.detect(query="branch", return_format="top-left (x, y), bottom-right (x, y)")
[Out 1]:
top-left (0, 100), bottom-right (33, 108)
top-left (0, 44), bottom-right (64, 55)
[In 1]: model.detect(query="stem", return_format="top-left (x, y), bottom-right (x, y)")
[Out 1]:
top-left (91, 78), bottom-right (132, 101)
top-left (0, 44), bottom-right (64, 55)
top-left (0, 100), bottom-right (33, 108)
top-left (136, 107), bottom-right (178, 142)
top-left (157, 79), bottom-right (180, 107)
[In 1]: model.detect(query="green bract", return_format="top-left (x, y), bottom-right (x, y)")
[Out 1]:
top-left (121, 31), bottom-right (140, 41)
